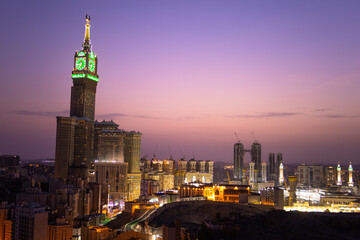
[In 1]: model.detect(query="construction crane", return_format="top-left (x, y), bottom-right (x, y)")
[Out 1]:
top-left (168, 146), bottom-right (173, 159)
top-left (152, 144), bottom-right (158, 159)
top-left (251, 131), bottom-right (258, 143)
top-left (235, 132), bottom-right (240, 143)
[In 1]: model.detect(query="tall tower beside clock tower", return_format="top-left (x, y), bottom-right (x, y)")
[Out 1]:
top-left (70, 15), bottom-right (99, 120)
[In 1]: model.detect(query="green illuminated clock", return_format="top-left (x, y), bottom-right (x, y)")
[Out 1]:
top-left (76, 58), bottom-right (86, 70)
top-left (88, 59), bottom-right (95, 72)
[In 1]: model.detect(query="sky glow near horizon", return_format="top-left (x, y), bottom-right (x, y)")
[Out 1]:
top-left (0, 0), bottom-right (359, 164)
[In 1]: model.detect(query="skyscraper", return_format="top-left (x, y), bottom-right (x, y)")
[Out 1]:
top-left (233, 142), bottom-right (245, 179)
top-left (124, 131), bottom-right (142, 201)
top-left (268, 153), bottom-right (275, 174)
top-left (124, 131), bottom-right (142, 173)
top-left (94, 120), bottom-right (126, 162)
top-left (70, 15), bottom-right (99, 120)
top-left (55, 16), bottom-right (99, 180)
top-left (251, 141), bottom-right (261, 172)
top-left (276, 153), bottom-right (283, 174)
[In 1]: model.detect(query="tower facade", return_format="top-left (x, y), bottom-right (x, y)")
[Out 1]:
top-left (261, 162), bottom-right (267, 183)
top-left (336, 162), bottom-right (342, 186)
top-left (279, 161), bottom-right (284, 185)
top-left (249, 162), bottom-right (255, 183)
top-left (251, 141), bottom-right (261, 172)
top-left (70, 15), bottom-right (99, 121)
top-left (124, 131), bottom-right (142, 173)
top-left (348, 163), bottom-right (353, 187)
top-left (276, 153), bottom-right (282, 174)
top-left (233, 142), bottom-right (245, 179)
top-left (55, 16), bottom-right (99, 180)
top-left (268, 153), bottom-right (275, 174)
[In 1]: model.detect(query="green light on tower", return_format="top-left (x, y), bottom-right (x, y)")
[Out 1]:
top-left (78, 51), bottom-right (85, 57)
top-left (89, 59), bottom-right (95, 72)
top-left (87, 74), bottom-right (99, 82)
top-left (72, 73), bottom-right (86, 78)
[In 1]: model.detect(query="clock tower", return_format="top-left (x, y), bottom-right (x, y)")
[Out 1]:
top-left (70, 15), bottom-right (99, 121)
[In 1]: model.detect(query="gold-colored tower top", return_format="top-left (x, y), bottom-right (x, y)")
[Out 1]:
top-left (82, 14), bottom-right (91, 50)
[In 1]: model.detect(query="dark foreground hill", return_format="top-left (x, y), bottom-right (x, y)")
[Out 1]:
top-left (148, 201), bottom-right (360, 240)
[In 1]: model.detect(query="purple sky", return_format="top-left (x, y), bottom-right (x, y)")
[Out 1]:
top-left (1, 1), bottom-right (360, 164)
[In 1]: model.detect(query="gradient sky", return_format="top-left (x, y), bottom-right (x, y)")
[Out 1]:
top-left (1, 0), bottom-right (360, 164)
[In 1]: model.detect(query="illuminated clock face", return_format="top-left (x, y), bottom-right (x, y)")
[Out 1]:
top-left (76, 58), bottom-right (86, 70)
top-left (88, 60), bottom-right (95, 72)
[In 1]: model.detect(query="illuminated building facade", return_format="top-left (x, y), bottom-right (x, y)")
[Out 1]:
top-left (297, 164), bottom-right (324, 188)
top-left (276, 153), bottom-right (282, 174)
top-left (249, 162), bottom-right (255, 183)
top-left (348, 163), bottom-right (354, 187)
top-left (337, 163), bottom-right (342, 186)
top-left (124, 132), bottom-right (142, 174)
top-left (95, 160), bottom-right (128, 201)
top-left (47, 219), bottom-right (73, 240)
top-left (279, 161), bottom-right (284, 185)
top-left (0, 208), bottom-right (12, 240)
top-left (259, 187), bottom-right (284, 209)
top-left (179, 184), bottom-right (250, 203)
top-left (261, 162), bottom-right (267, 183)
top-left (325, 166), bottom-right (336, 186)
top-left (94, 120), bottom-right (126, 162)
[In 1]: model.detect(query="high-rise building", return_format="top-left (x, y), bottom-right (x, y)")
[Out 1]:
top-left (348, 163), bottom-right (354, 187)
top-left (0, 155), bottom-right (20, 168)
top-left (47, 218), bottom-right (73, 240)
top-left (261, 162), bottom-right (267, 183)
top-left (268, 153), bottom-right (275, 174)
top-left (337, 163), bottom-right (342, 186)
top-left (124, 131), bottom-right (142, 201)
top-left (276, 153), bottom-right (283, 174)
top-left (279, 161), bottom-right (284, 185)
top-left (94, 120), bottom-right (126, 162)
top-left (124, 131), bottom-right (142, 173)
top-left (95, 161), bottom-right (128, 201)
top-left (13, 203), bottom-right (48, 240)
top-left (249, 162), bottom-right (255, 183)
top-left (251, 142), bottom-right (261, 172)
top-left (70, 15), bottom-right (99, 121)
top-left (187, 159), bottom-right (197, 172)
top-left (233, 142), bottom-right (245, 179)
top-left (325, 166), bottom-right (336, 186)
top-left (55, 117), bottom-right (76, 180)
top-left (55, 16), bottom-right (99, 180)
top-left (297, 164), bottom-right (324, 188)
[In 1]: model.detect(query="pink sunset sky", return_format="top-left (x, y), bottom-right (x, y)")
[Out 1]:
top-left (0, 1), bottom-right (359, 164)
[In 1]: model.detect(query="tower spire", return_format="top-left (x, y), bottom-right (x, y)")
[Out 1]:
top-left (83, 14), bottom-right (91, 50)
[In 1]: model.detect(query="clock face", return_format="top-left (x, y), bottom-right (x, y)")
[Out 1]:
top-left (76, 58), bottom-right (86, 70)
top-left (88, 59), bottom-right (95, 72)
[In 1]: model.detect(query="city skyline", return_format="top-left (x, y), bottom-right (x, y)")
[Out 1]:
top-left (1, 1), bottom-right (360, 163)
